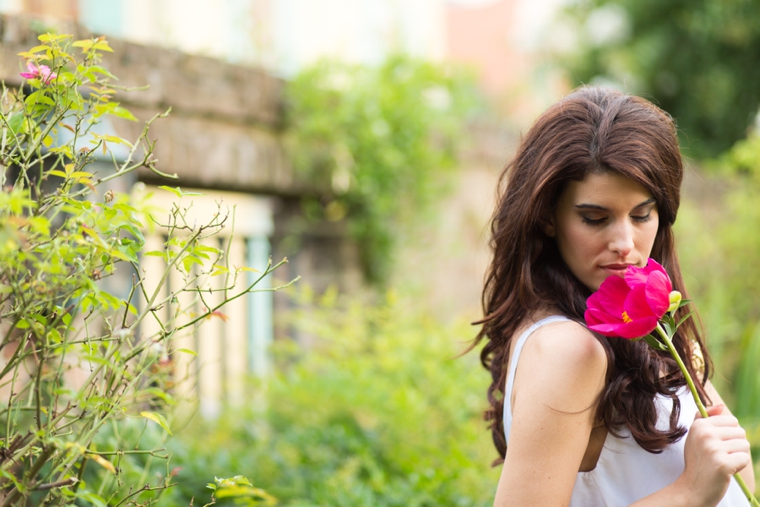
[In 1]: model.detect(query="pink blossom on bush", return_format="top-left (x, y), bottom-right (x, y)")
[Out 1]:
top-left (20, 61), bottom-right (57, 84)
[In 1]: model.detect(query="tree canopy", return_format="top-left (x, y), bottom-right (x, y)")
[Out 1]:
top-left (559, 0), bottom-right (760, 158)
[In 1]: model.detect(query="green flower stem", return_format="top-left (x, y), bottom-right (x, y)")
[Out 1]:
top-left (655, 323), bottom-right (759, 506)
top-left (655, 323), bottom-right (709, 419)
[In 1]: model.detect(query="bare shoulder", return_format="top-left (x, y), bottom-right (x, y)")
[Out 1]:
top-left (525, 319), bottom-right (607, 374)
top-left (514, 319), bottom-right (607, 412)
top-left (499, 320), bottom-right (608, 505)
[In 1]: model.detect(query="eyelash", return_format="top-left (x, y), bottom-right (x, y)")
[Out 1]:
top-left (582, 214), bottom-right (652, 226)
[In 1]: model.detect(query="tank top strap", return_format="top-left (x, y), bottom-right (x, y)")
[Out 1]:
top-left (503, 315), bottom-right (573, 442)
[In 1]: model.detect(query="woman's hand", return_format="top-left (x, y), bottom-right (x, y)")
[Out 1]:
top-left (676, 404), bottom-right (752, 507)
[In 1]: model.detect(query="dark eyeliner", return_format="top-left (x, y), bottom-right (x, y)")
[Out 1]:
top-left (632, 213), bottom-right (651, 223)
top-left (581, 216), bottom-right (606, 226)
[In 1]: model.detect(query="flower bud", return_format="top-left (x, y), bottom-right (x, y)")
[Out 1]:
top-left (668, 290), bottom-right (682, 313)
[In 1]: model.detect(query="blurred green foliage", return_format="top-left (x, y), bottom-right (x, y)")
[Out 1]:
top-left (0, 33), bottom-right (287, 505)
top-left (77, 420), bottom-right (273, 506)
top-left (284, 56), bottom-right (478, 284)
top-left (162, 288), bottom-right (498, 506)
top-left (676, 143), bottom-right (760, 488)
top-left (558, 0), bottom-right (760, 157)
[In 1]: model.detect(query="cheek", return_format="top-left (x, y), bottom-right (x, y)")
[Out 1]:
top-left (558, 223), bottom-right (600, 261)
top-left (638, 222), bottom-right (660, 255)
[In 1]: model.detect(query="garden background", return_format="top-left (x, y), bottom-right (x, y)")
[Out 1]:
top-left (0, 0), bottom-right (759, 505)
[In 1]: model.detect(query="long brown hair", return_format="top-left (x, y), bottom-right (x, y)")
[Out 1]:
top-left (476, 86), bottom-right (712, 464)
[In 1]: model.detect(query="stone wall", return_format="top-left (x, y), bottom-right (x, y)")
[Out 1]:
top-left (0, 15), bottom-right (364, 329)
top-left (0, 14), bottom-right (520, 326)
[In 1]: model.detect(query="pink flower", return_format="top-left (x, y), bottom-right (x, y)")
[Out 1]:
top-left (20, 61), bottom-right (57, 84)
top-left (584, 259), bottom-right (672, 339)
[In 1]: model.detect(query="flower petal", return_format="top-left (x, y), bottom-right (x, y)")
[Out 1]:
top-left (624, 284), bottom-right (655, 320)
top-left (617, 316), bottom-right (659, 339)
top-left (644, 258), bottom-right (667, 276)
top-left (585, 307), bottom-right (622, 326)
top-left (588, 275), bottom-right (630, 315)
top-left (587, 322), bottom-right (627, 337)
top-left (625, 265), bottom-right (649, 287)
top-left (645, 270), bottom-right (671, 317)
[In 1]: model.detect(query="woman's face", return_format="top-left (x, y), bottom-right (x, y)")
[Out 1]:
top-left (545, 171), bottom-right (660, 291)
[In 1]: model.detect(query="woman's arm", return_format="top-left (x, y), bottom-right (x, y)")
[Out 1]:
top-left (492, 322), bottom-right (753, 507)
top-left (493, 321), bottom-right (607, 506)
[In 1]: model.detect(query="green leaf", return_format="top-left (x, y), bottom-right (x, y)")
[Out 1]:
top-left (192, 250), bottom-right (211, 260)
top-left (118, 223), bottom-right (145, 244)
top-left (38, 33), bottom-right (71, 42)
top-left (92, 41), bottom-right (114, 52)
top-left (28, 313), bottom-right (49, 326)
top-left (72, 39), bottom-right (92, 50)
top-left (140, 411), bottom-right (172, 435)
top-left (0, 469), bottom-right (26, 493)
top-left (141, 387), bottom-right (176, 406)
top-left (48, 328), bottom-right (62, 343)
top-left (158, 186), bottom-right (203, 198)
top-left (75, 492), bottom-right (107, 507)
top-left (676, 311), bottom-right (696, 329)
top-left (79, 355), bottom-right (114, 367)
top-left (7, 113), bottom-right (24, 134)
top-left (28, 216), bottom-right (50, 235)
top-left (89, 454), bottom-right (116, 474)
top-left (26, 44), bottom-right (49, 54)
top-left (25, 90), bottom-right (55, 107)
top-left (87, 65), bottom-right (117, 80)
top-left (111, 246), bottom-right (138, 263)
top-left (159, 186), bottom-right (182, 198)
top-left (177, 348), bottom-right (197, 356)
top-left (640, 333), bottom-right (669, 352)
top-left (182, 255), bottom-right (203, 273)
top-left (110, 106), bottom-right (137, 121)
top-left (211, 264), bottom-right (229, 276)
top-left (194, 244), bottom-right (220, 253)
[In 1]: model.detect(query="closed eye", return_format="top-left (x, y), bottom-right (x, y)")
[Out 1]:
top-left (631, 213), bottom-right (652, 223)
top-left (581, 216), bottom-right (607, 226)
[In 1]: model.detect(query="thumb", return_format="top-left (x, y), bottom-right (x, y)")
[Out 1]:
top-left (696, 404), bottom-right (724, 420)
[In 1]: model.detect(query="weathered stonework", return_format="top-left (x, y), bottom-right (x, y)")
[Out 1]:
top-left (0, 14), bottom-right (362, 305)
top-left (0, 14), bottom-right (302, 195)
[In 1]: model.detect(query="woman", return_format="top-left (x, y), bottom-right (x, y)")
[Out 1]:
top-left (476, 87), bottom-right (755, 506)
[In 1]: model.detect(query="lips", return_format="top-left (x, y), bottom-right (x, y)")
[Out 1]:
top-left (600, 264), bottom-right (633, 277)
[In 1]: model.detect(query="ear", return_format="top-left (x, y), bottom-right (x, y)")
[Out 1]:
top-left (542, 215), bottom-right (556, 238)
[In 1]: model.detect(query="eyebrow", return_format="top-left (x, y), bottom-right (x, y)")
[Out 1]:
top-left (575, 198), bottom-right (656, 211)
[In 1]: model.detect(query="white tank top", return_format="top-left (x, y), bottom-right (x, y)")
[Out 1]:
top-left (503, 316), bottom-right (747, 507)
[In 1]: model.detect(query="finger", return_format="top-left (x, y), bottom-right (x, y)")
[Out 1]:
top-left (723, 453), bottom-right (752, 475)
top-left (705, 404), bottom-right (725, 417)
top-left (723, 439), bottom-right (751, 454)
top-left (700, 415), bottom-right (741, 429)
top-left (695, 404), bottom-right (724, 420)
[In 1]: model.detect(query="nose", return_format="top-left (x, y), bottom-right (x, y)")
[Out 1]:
top-left (608, 221), bottom-right (634, 257)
